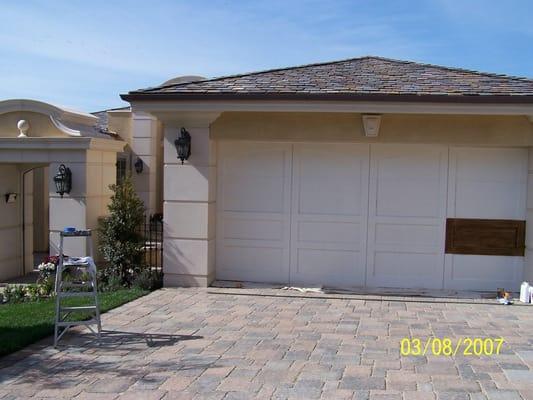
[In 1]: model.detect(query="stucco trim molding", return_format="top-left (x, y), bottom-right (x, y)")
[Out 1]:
top-left (0, 137), bottom-right (125, 151)
top-left (0, 99), bottom-right (97, 125)
top-left (89, 137), bottom-right (126, 152)
top-left (49, 116), bottom-right (82, 137)
top-left (130, 100), bottom-right (533, 117)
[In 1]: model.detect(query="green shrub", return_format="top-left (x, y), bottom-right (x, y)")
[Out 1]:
top-left (37, 277), bottom-right (55, 297)
top-left (98, 176), bottom-right (145, 286)
top-left (97, 268), bottom-right (124, 292)
top-left (132, 269), bottom-right (163, 291)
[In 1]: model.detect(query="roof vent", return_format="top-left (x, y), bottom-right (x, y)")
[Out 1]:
top-left (160, 75), bottom-right (206, 86)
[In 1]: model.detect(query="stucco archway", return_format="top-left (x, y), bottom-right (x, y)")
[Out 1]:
top-left (0, 99), bottom-right (125, 281)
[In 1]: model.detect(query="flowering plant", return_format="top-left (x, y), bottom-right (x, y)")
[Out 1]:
top-left (37, 262), bottom-right (56, 273)
top-left (44, 255), bottom-right (61, 266)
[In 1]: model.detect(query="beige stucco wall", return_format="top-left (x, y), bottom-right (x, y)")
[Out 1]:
top-left (108, 110), bottom-right (164, 214)
top-left (85, 149), bottom-right (118, 260)
top-left (108, 111), bottom-right (133, 146)
top-left (212, 112), bottom-right (533, 145)
top-left (525, 149), bottom-right (533, 284)
top-left (0, 164), bottom-right (22, 280)
top-left (32, 167), bottom-right (49, 253)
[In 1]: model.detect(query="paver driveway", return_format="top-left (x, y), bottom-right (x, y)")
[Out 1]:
top-left (1, 287), bottom-right (533, 400)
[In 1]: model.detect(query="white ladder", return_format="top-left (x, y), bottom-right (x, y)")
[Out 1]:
top-left (54, 229), bottom-right (101, 347)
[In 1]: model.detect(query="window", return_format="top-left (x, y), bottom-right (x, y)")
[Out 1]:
top-left (116, 156), bottom-right (127, 185)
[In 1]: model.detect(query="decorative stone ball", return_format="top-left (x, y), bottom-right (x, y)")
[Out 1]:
top-left (17, 119), bottom-right (30, 137)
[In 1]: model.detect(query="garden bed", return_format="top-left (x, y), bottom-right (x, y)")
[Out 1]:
top-left (0, 288), bottom-right (148, 357)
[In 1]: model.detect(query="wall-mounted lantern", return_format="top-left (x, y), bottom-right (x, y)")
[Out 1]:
top-left (53, 164), bottom-right (72, 197)
top-left (134, 157), bottom-right (144, 174)
top-left (174, 127), bottom-right (191, 164)
top-left (4, 193), bottom-right (17, 203)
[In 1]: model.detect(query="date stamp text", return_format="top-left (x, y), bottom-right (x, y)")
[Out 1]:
top-left (400, 337), bottom-right (505, 356)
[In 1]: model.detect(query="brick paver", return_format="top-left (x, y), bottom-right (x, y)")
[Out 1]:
top-left (0, 287), bottom-right (532, 399)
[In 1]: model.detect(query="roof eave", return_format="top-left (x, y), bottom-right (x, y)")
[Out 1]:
top-left (120, 92), bottom-right (533, 105)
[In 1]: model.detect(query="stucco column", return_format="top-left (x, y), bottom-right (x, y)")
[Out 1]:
top-left (49, 159), bottom-right (89, 258)
top-left (162, 113), bottom-right (220, 287)
top-left (525, 148), bottom-right (533, 283)
top-left (48, 143), bottom-right (124, 261)
top-left (131, 112), bottom-right (160, 214)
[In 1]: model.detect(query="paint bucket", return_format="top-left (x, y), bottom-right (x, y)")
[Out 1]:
top-left (520, 281), bottom-right (531, 303)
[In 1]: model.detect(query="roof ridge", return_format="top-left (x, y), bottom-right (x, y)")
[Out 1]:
top-left (140, 56), bottom-right (533, 93)
top-left (373, 56), bottom-right (533, 82)
top-left (91, 105), bottom-right (130, 114)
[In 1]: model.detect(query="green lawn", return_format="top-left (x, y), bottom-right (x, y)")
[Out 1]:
top-left (0, 288), bottom-right (149, 357)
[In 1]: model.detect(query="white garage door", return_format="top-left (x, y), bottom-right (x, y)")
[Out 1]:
top-left (216, 142), bottom-right (526, 290)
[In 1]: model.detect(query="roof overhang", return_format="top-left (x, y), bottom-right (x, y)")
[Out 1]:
top-left (125, 98), bottom-right (533, 119)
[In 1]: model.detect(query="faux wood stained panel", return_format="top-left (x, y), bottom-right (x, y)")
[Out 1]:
top-left (445, 218), bottom-right (525, 256)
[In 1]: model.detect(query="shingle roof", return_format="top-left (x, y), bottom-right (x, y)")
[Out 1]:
top-left (91, 106), bottom-right (130, 133)
top-left (121, 56), bottom-right (533, 103)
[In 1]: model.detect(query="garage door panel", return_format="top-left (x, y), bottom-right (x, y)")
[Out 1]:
top-left (374, 222), bottom-right (441, 252)
top-left (367, 145), bottom-right (447, 289)
top-left (294, 248), bottom-right (361, 286)
top-left (297, 221), bottom-right (362, 247)
top-left (217, 245), bottom-right (287, 282)
top-left (221, 147), bottom-right (288, 214)
top-left (290, 143), bottom-right (369, 287)
top-left (222, 215), bottom-right (285, 241)
top-left (375, 150), bottom-right (446, 218)
top-left (374, 223), bottom-right (441, 249)
top-left (376, 181), bottom-right (442, 218)
top-left (216, 142), bottom-right (291, 283)
top-left (372, 252), bottom-right (444, 287)
top-left (297, 148), bottom-right (366, 216)
top-left (454, 182), bottom-right (525, 220)
top-left (445, 147), bottom-right (527, 290)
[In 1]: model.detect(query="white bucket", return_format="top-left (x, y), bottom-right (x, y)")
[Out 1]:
top-left (520, 282), bottom-right (530, 303)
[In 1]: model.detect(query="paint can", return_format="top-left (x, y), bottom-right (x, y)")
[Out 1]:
top-left (520, 281), bottom-right (530, 303)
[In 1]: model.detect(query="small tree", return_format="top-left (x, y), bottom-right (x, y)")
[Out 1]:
top-left (99, 176), bottom-right (145, 285)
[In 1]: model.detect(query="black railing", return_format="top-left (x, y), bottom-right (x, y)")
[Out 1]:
top-left (140, 213), bottom-right (163, 272)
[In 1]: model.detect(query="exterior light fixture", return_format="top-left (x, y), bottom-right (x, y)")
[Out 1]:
top-left (53, 164), bottom-right (72, 197)
top-left (4, 193), bottom-right (17, 203)
top-left (134, 157), bottom-right (144, 174)
top-left (174, 127), bottom-right (191, 164)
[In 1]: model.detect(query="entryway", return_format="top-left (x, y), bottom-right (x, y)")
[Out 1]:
top-left (216, 142), bottom-right (527, 290)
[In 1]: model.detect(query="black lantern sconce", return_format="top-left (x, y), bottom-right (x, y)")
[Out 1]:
top-left (134, 157), bottom-right (144, 174)
top-left (174, 127), bottom-right (191, 164)
top-left (53, 164), bottom-right (72, 198)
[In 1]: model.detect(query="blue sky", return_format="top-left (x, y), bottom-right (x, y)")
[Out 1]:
top-left (1, 0), bottom-right (532, 112)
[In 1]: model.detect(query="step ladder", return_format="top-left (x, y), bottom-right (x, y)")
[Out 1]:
top-left (54, 229), bottom-right (101, 347)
